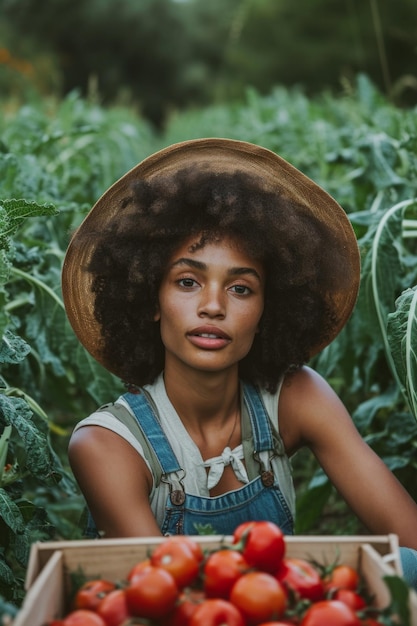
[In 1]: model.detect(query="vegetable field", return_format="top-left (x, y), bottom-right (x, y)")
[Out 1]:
top-left (1, 74), bottom-right (417, 615)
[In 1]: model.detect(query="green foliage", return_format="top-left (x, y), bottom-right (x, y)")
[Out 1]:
top-left (1, 75), bottom-right (417, 608)
top-left (0, 95), bottom-right (159, 609)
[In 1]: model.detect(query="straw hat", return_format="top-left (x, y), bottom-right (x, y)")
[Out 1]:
top-left (62, 138), bottom-right (360, 380)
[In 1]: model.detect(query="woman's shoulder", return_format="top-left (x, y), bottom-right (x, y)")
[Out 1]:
top-left (274, 366), bottom-right (347, 454)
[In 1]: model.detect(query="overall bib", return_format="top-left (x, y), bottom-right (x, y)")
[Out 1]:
top-left (122, 383), bottom-right (294, 536)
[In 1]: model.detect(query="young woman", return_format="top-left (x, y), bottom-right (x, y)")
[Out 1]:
top-left (62, 138), bottom-right (417, 586)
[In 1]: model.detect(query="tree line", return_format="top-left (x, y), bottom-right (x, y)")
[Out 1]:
top-left (2, 0), bottom-right (417, 127)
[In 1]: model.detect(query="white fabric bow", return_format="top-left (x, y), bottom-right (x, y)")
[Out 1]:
top-left (203, 444), bottom-right (249, 490)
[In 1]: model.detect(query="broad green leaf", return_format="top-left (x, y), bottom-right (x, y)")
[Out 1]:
top-left (295, 473), bottom-right (332, 533)
top-left (383, 575), bottom-right (411, 626)
top-left (387, 287), bottom-right (417, 420)
top-left (0, 558), bottom-right (15, 588)
top-left (0, 395), bottom-right (61, 482)
top-left (0, 199), bottom-right (58, 251)
top-left (0, 330), bottom-right (30, 365)
top-left (365, 199), bottom-right (417, 390)
top-left (358, 133), bottom-right (405, 189)
top-left (352, 386), bottom-right (399, 430)
top-left (0, 488), bottom-right (25, 533)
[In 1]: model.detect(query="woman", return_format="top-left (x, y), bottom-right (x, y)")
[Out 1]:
top-left (62, 138), bottom-right (417, 586)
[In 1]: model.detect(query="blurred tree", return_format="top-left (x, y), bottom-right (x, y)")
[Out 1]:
top-left (220, 0), bottom-right (417, 105)
top-left (2, 0), bottom-right (416, 125)
top-left (2, 0), bottom-right (188, 127)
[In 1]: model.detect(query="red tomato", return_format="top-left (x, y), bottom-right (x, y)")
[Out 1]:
top-left (126, 558), bottom-right (152, 583)
top-left (73, 579), bottom-right (116, 611)
top-left (276, 557), bottom-right (325, 602)
top-left (125, 564), bottom-right (178, 619)
top-left (63, 610), bottom-right (107, 626)
top-left (96, 588), bottom-right (131, 626)
top-left (300, 600), bottom-right (362, 626)
top-left (326, 565), bottom-right (360, 591)
top-left (164, 589), bottom-right (206, 626)
top-left (334, 588), bottom-right (367, 611)
top-left (151, 536), bottom-right (200, 588)
top-left (203, 549), bottom-right (250, 598)
top-left (230, 571), bottom-right (287, 625)
top-left (233, 521), bottom-right (285, 573)
top-left (189, 598), bottom-right (245, 626)
top-left (166, 535), bottom-right (205, 563)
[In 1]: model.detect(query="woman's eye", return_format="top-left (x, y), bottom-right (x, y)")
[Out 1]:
top-left (178, 278), bottom-right (197, 288)
top-left (230, 284), bottom-right (251, 295)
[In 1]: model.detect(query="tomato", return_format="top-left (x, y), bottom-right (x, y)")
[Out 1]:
top-left (125, 564), bottom-right (178, 619)
top-left (151, 536), bottom-right (200, 588)
top-left (73, 579), bottom-right (116, 611)
top-left (230, 571), bottom-right (287, 625)
top-left (300, 600), bottom-right (362, 626)
top-left (333, 588), bottom-right (367, 611)
top-left (166, 535), bottom-right (205, 563)
top-left (126, 558), bottom-right (152, 583)
top-left (326, 564), bottom-right (360, 591)
top-left (164, 589), bottom-right (206, 626)
top-left (96, 588), bottom-right (131, 626)
top-left (62, 610), bottom-right (107, 626)
top-left (189, 598), bottom-right (245, 626)
top-left (203, 549), bottom-right (250, 598)
top-left (276, 557), bottom-right (325, 602)
top-left (233, 521), bottom-right (286, 573)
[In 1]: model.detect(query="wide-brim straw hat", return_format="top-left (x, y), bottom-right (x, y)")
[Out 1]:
top-left (62, 137), bottom-right (360, 380)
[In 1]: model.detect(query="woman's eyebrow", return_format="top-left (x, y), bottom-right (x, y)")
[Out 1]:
top-left (170, 258), bottom-right (206, 271)
top-left (229, 267), bottom-right (263, 282)
top-left (170, 258), bottom-right (262, 281)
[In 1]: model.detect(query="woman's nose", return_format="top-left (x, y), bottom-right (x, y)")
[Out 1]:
top-left (197, 285), bottom-right (226, 318)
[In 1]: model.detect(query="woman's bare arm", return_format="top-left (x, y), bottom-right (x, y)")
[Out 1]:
top-left (280, 367), bottom-right (417, 549)
top-left (68, 425), bottom-right (162, 538)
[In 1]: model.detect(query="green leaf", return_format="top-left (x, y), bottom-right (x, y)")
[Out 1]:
top-left (0, 199), bottom-right (58, 252)
top-left (0, 557), bottom-right (15, 588)
top-left (0, 395), bottom-right (61, 482)
top-left (387, 287), bottom-right (417, 420)
top-left (295, 472), bottom-right (332, 533)
top-left (358, 133), bottom-right (405, 189)
top-left (0, 489), bottom-right (25, 533)
top-left (383, 575), bottom-right (411, 626)
top-left (353, 386), bottom-right (399, 430)
top-left (0, 330), bottom-right (30, 365)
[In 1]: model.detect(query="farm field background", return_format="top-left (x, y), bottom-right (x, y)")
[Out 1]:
top-left (1, 74), bottom-right (417, 615)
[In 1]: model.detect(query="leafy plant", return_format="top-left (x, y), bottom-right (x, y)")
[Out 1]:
top-left (1, 75), bottom-right (417, 609)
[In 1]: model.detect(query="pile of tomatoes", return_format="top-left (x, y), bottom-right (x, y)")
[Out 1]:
top-left (46, 521), bottom-right (389, 626)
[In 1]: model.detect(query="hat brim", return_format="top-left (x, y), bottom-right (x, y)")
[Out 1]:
top-left (62, 138), bottom-right (360, 380)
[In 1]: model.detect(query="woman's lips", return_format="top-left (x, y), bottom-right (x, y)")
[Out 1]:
top-left (187, 326), bottom-right (231, 350)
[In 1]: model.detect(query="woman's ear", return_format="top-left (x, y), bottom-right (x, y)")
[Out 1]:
top-left (153, 308), bottom-right (161, 322)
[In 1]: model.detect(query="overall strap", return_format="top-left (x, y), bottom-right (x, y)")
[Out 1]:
top-left (241, 383), bottom-right (285, 485)
top-left (242, 383), bottom-right (275, 452)
top-left (122, 390), bottom-right (182, 476)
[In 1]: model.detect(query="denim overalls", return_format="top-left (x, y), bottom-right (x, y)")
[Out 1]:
top-left (119, 383), bottom-right (294, 536)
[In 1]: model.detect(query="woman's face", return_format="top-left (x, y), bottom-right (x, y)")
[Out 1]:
top-left (156, 235), bottom-right (265, 378)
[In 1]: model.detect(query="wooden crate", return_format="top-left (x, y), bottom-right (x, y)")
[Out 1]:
top-left (14, 534), bottom-right (417, 626)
